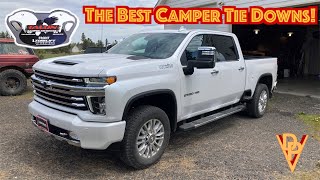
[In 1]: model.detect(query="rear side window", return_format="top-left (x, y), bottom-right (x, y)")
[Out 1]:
top-left (211, 35), bottom-right (239, 61)
top-left (0, 42), bottom-right (33, 55)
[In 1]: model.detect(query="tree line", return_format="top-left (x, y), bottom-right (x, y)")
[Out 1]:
top-left (0, 31), bottom-right (11, 38)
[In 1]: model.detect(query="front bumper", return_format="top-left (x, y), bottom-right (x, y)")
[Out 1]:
top-left (28, 100), bottom-right (126, 150)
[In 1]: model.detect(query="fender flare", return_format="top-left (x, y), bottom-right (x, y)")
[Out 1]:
top-left (255, 73), bottom-right (273, 94)
top-left (122, 89), bottom-right (178, 131)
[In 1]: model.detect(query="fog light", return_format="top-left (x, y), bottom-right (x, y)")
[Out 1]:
top-left (69, 131), bottom-right (79, 141)
top-left (98, 99), bottom-right (106, 114)
top-left (87, 97), bottom-right (106, 115)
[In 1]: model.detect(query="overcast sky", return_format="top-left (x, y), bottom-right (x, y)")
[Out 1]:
top-left (1, 0), bottom-right (163, 43)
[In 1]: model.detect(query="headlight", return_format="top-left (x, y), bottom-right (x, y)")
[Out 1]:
top-left (85, 77), bottom-right (106, 84)
top-left (84, 76), bottom-right (117, 86)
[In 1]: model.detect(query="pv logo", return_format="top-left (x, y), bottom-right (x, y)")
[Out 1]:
top-left (5, 9), bottom-right (79, 49)
top-left (276, 133), bottom-right (308, 172)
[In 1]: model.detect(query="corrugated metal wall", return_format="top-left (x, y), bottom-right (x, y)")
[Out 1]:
top-left (160, 0), bottom-right (320, 74)
top-left (162, 0), bottom-right (320, 32)
top-left (163, 3), bottom-right (231, 32)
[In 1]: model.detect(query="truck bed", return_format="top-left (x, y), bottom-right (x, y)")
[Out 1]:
top-left (244, 57), bottom-right (278, 94)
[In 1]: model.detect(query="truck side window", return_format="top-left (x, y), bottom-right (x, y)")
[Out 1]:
top-left (211, 35), bottom-right (239, 61)
top-left (181, 35), bottom-right (205, 66)
top-left (181, 34), bottom-right (228, 66)
top-left (185, 35), bottom-right (203, 62)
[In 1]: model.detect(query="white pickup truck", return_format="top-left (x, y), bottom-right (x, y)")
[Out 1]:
top-left (29, 29), bottom-right (277, 169)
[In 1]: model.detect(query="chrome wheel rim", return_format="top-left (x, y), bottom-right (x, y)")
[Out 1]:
top-left (136, 119), bottom-right (164, 159)
top-left (258, 90), bottom-right (268, 113)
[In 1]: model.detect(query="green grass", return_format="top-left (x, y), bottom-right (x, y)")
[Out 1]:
top-left (38, 53), bottom-right (81, 60)
top-left (297, 112), bottom-right (320, 141)
top-left (276, 169), bottom-right (320, 180)
top-left (275, 161), bottom-right (320, 179)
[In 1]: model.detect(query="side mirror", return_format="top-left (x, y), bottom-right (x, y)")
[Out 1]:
top-left (183, 46), bottom-right (217, 75)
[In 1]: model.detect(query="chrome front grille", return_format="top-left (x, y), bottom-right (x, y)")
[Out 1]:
top-left (34, 70), bottom-right (85, 86)
top-left (32, 71), bottom-right (87, 110)
top-left (33, 85), bottom-right (87, 110)
top-left (32, 71), bottom-right (105, 111)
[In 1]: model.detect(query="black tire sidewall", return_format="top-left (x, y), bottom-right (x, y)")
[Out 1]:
top-left (0, 69), bottom-right (27, 96)
top-left (121, 106), bottom-right (171, 169)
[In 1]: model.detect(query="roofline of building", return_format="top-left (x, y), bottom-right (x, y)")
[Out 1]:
top-left (155, 0), bottom-right (166, 7)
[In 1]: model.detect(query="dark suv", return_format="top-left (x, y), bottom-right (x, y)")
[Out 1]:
top-left (0, 38), bottom-right (39, 96)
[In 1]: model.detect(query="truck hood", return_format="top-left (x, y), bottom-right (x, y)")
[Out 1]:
top-left (33, 53), bottom-right (151, 77)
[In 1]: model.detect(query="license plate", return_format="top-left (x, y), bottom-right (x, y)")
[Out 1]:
top-left (36, 116), bottom-right (49, 132)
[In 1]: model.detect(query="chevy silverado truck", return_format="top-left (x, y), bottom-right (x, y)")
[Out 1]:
top-left (29, 29), bottom-right (277, 169)
top-left (0, 38), bottom-right (39, 96)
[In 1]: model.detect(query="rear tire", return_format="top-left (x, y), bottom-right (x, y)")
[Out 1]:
top-left (0, 69), bottom-right (27, 96)
top-left (120, 105), bottom-right (170, 169)
top-left (246, 84), bottom-right (269, 118)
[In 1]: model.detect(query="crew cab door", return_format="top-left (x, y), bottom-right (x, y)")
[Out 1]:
top-left (179, 33), bottom-right (246, 120)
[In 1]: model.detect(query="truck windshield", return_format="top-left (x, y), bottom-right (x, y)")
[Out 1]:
top-left (108, 33), bottom-right (187, 59)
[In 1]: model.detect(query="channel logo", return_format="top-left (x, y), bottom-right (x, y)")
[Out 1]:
top-left (5, 9), bottom-right (79, 49)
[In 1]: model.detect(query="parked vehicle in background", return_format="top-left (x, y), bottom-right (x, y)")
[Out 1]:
top-left (0, 38), bottom-right (39, 96)
top-left (84, 45), bottom-right (114, 54)
top-left (29, 29), bottom-right (277, 169)
top-left (84, 47), bottom-right (106, 54)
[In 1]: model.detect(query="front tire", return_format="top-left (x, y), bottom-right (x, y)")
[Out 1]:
top-left (0, 69), bottom-right (27, 96)
top-left (121, 105), bottom-right (170, 169)
top-left (246, 84), bottom-right (269, 118)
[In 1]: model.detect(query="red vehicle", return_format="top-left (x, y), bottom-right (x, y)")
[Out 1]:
top-left (0, 38), bottom-right (39, 96)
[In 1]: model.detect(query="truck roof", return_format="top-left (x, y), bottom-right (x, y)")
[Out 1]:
top-left (141, 29), bottom-right (191, 34)
top-left (0, 38), bottom-right (14, 43)
top-left (140, 29), bottom-right (236, 37)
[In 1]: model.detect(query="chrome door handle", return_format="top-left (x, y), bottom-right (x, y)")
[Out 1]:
top-left (211, 70), bottom-right (219, 75)
top-left (238, 67), bottom-right (245, 71)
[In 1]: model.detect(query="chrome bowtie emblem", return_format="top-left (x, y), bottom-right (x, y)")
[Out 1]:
top-left (41, 81), bottom-right (52, 89)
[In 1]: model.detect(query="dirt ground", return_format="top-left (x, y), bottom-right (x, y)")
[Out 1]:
top-left (0, 82), bottom-right (319, 180)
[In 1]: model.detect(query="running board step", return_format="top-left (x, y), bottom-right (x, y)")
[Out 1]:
top-left (179, 105), bottom-right (246, 131)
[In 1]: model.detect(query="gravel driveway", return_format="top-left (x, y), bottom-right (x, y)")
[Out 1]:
top-left (0, 82), bottom-right (319, 179)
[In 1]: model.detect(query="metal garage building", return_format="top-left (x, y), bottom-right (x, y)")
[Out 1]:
top-left (156, 0), bottom-right (320, 97)
top-left (156, 0), bottom-right (320, 31)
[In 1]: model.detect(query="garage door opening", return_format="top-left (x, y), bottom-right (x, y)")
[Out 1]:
top-left (232, 5), bottom-right (320, 97)
top-left (233, 24), bottom-right (319, 78)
